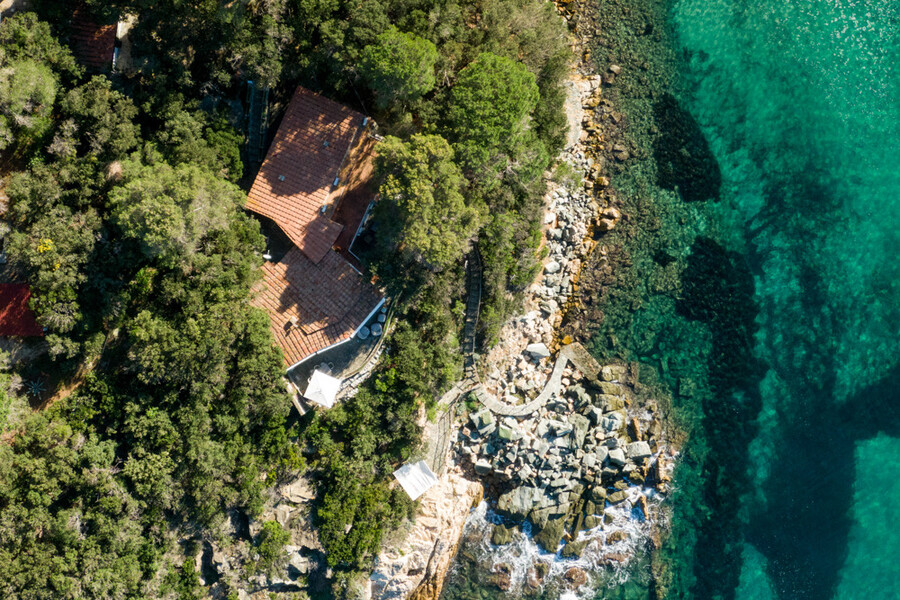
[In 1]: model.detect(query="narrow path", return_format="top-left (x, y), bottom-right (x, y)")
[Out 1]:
top-left (427, 249), bottom-right (482, 472)
top-left (427, 249), bottom-right (606, 470)
top-left (462, 249), bottom-right (482, 382)
top-left (470, 342), bottom-right (602, 417)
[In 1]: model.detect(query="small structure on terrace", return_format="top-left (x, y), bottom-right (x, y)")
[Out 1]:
top-left (247, 87), bottom-right (383, 373)
top-left (303, 369), bottom-right (341, 409)
top-left (393, 461), bottom-right (440, 501)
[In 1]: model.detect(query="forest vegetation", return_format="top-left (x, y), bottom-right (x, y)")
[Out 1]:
top-left (0, 0), bottom-right (570, 597)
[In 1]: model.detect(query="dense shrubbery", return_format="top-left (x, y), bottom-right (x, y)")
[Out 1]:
top-left (0, 13), bottom-right (291, 597)
top-left (0, 0), bottom-right (570, 593)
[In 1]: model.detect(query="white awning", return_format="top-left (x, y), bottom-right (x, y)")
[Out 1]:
top-left (393, 460), bottom-right (439, 500)
top-left (304, 370), bottom-right (342, 408)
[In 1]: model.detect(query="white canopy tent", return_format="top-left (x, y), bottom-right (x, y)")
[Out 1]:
top-left (303, 370), bottom-right (342, 408)
top-left (393, 460), bottom-right (439, 500)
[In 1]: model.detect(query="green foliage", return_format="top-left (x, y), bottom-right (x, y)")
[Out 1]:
top-left (54, 77), bottom-right (140, 161)
top-left (308, 272), bottom-right (462, 576)
top-left (0, 3), bottom-right (573, 594)
top-left (109, 160), bottom-right (244, 265)
top-left (360, 26), bottom-right (438, 108)
top-left (0, 12), bottom-right (81, 79)
top-left (0, 58), bottom-right (58, 151)
top-left (255, 520), bottom-right (290, 573)
top-left (154, 101), bottom-right (244, 180)
top-left (5, 175), bottom-right (101, 341)
top-left (164, 559), bottom-right (202, 600)
top-left (447, 52), bottom-right (539, 175)
top-left (0, 414), bottom-right (153, 598)
top-left (375, 134), bottom-right (482, 270)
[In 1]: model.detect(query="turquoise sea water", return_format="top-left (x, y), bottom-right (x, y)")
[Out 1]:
top-left (672, 0), bottom-right (900, 598)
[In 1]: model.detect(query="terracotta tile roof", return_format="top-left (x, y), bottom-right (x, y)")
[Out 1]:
top-left (247, 87), bottom-right (368, 264)
top-left (71, 8), bottom-right (116, 71)
top-left (251, 247), bottom-right (382, 367)
top-left (0, 284), bottom-right (44, 337)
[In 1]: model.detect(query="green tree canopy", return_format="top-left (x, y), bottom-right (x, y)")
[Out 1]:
top-left (52, 77), bottom-right (140, 161)
top-left (446, 52), bottom-right (539, 173)
top-left (360, 26), bottom-right (438, 108)
top-left (0, 58), bottom-right (58, 150)
top-left (109, 160), bottom-right (245, 265)
top-left (375, 134), bottom-right (482, 270)
top-left (0, 12), bottom-right (81, 79)
top-left (154, 101), bottom-right (243, 180)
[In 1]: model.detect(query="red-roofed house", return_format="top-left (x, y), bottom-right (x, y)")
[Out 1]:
top-left (0, 284), bottom-right (44, 337)
top-left (70, 7), bottom-right (116, 72)
top-left (248, 87), bottom-right (383, 369)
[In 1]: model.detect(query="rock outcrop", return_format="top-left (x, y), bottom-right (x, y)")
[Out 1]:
top-left (368, 468), bottom-right (482, 600)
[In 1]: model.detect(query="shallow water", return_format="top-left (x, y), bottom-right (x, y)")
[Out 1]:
top-left (439, 0), bottom-right (900, 598)
top-left (673, 0), bottom-right (900, 597)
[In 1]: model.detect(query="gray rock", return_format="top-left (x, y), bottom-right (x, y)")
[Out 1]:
top-left (626, 441), bottom-right (652, 461)
top-left (607, 490), bottom-right (627, 504)
top-left (601, 412), bottom-right (624, 433)
top-left (597, 382), bottom-right (624, 395)
top-left (533, 516), bottom-right (566, 552)
top-left (584, 405), bottom-right (603, 425)
top-left (600, 365), bottom-right (627, 381)
top-left (569, 413), bottom-right (590, 448)
top-left (583, 454), bottom-right (597, 469)
top-left (474, 459), bottom-right (492, 475)
top-left (608, 448), bottom-right (626, 466)
top-left (471, 409), bottom-right (494, 430)
top-left (561, 538), bottom-right (589, 558)
top-left (544, 261), bottom-right (561, 274)
top-left (534, 440), bottom-right (551, 455)
top-left (549, 419), bottom-right (573, 436)
top-left (597, 394), bottom-right (625, 411)
top-left (526, 343), bottom-right (551, 358)
top-left (492, 524), bottom-right (517, 546)
top-left (498, 486), bottom-right (548, 519)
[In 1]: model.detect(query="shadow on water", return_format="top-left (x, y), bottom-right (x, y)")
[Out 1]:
top-left (743, 245), bottom-right (899, 600)
top-left (676, 237), bottom-right (763, 599)
top-left (749, 364), bottom-right (900, 600)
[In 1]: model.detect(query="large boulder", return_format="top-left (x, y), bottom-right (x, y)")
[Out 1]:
top-left (526, 342), bottom-right (551, 358)
top-left (491, 524), bottom-right (516, 546)
top-left (626, 441), bottom-right (652, 461)
top-left (607, 490), bottom-right (628, 504)
top-left (608, 448), bottom-right (626, 467)
top-left (561, 538), bottom-right (589, 558)
top-left (584, 404), bottom-right (603, 425)
top-left (497, 486), bottom-right (547, 520)
top-left (597, 381), bottom-right (625, 395)
top-left (597, 394), bottom-right (625, 411)
top-left (474, 459), bottom-right (492, 475)
top-left (600, 365), bottom-right (627, 381)
top-left (533, 515), bottom-right (566, 552)
top-left (569, 413), bottom-right (590, 448)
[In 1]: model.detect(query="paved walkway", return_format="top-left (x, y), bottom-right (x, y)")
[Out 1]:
top-left (427, 248), bottom-right (605, 470)
top-left (469, 342), bottom-right (601, 417)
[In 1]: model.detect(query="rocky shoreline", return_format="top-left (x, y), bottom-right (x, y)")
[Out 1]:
top-left (371, 1), bottom-right (683, 597)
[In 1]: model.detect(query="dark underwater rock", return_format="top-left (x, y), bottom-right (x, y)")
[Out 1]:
top-left (652, 93), bottom-right (722, 202)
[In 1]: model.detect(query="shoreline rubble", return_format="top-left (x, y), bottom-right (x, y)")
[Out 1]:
top-left (371, 10), bottom-right (677, 597)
